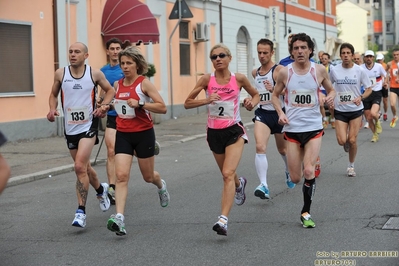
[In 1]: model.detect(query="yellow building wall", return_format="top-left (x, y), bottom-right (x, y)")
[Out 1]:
top-left (0, 0), bottom-right (55, 123)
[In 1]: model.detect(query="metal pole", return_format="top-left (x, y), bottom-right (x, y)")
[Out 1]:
top-left (168, 0), bottom-right (182, 119)
top-left (382, 0), bottom-right (386, 51)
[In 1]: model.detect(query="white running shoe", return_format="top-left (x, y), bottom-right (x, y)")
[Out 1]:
top-left (72, 209), bottom-right (86, 228)
top-left (97, 183), bottom-right (111, 212)
top-left (234, 177), bottom-right (247, 205)
top-left (347, 167), bottom-right (356, 177)
top-left (158, 180), bottom-right (170, 207)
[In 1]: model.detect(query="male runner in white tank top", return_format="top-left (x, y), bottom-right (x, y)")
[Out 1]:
top-left (272, 33), bottom-right (335, 228)
top-left (47, 42), bottom-right (115, 229)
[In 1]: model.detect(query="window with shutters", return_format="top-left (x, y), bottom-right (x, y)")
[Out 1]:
top-left (179, 21), bottom-right (190, 75)
top-left (310, 0), bottom-right (316, 10)
top-left (0, 21), bottom-right (33, 95)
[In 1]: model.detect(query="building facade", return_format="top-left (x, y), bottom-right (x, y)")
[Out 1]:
top-left (0, 0), bottom-right (337, 142)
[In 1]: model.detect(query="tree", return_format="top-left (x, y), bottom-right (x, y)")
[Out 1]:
top-left (144, 63), bottom-right (156, 80)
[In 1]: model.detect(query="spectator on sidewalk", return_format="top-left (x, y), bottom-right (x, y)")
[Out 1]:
top-left (250, 38), bottom-right (295, 202)
top-left (0, 131), bottom-right (11, 194)
top-left (272, 33), bottom-right (335, 228)
top-left (106, 46), bottom-right (169, 236)
top-left (184, 43), bottom-right (259, 236)
top-left (47, 42), bottom-right (115, 228)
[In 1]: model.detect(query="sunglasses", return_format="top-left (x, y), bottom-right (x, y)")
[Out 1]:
top-left (210, 53), bottom-right (227, 60)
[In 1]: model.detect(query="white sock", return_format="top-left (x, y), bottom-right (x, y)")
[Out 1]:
top-left (116, 213), bottom-right (125, 221)
top-left (219, 215), bottom-right (228, 224)
top-left (348, 162), bottom-right (354, 168)
top-left (255, 153), bottom-right (268, 186)
top-left (281, 154), bottom-right (288, 172)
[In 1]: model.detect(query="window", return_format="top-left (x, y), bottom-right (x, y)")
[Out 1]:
top-left (310, 0), bottom-right (316, 9)
top-left (0, 21), bottom-right (33, 94)
top-left (179, 21), bottom-right (190, 75)
top-left (325, 0), bottom-right (331, 14)
top-left (365, 0), bottom-right (370, 3)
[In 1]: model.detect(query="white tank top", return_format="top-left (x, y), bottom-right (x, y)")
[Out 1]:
top-left (254, 65), bottom-right (283, 111)
top-left (61, 65), bottom-right (97, 135)
top-left (283, 62), bottom-right (322, 132)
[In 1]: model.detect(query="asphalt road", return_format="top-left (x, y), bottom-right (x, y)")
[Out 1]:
top-left (1, 121), bottom-right (399, 266)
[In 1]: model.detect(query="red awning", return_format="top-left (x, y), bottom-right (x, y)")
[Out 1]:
top-left (101, 0), bottom-right (160, 44)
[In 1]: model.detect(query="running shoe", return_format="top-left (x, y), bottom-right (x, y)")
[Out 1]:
top-left (212, 216), bottom-right (228, 236)
top-left (158, 179), bottom-right (170, 207)
top-left (375, 120), bottom-right (382, 134)
top-left (347, 167), bottom-right (356, 177)
top-left (301, 212), bottom-right (316, 228)
top-left (364, 122), bottom-right (369, 129)
top-left (330, 118), bottom-right (335, 129)
top-left (314, 156), bottom-right (321, 178)
top-left (234, 177), bottom-right (247, 205)
top-left (97, 183), bottom-right (111, 211)
top-left (322, 120), bottom-right (328, 129)
top-left (390, 116), bottom-right (398, 128)
top-left (254, 184), bottom-right (270, 199)
top-left (72, 209), bottom-right (86, 228)
top-left (344, 140), bottom-right (350, 152)
top-left (285, 171), bottom-right (296, 189)
top-left (154, 140), bottom-right (161, 156)
top-left (371, 133), bottom-right (379, 143)
top-left (108, 186), bottom-right (115, 205)
top-left (107, 214), bottom-right (126, 236)
top-left (383, 113), bottom-right (388, 121)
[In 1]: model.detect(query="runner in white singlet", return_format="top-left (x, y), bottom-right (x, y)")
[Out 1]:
top-left (272, 33), bottom-right (335, 228)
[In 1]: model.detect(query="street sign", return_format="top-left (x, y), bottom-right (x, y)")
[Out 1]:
top-left (169, 0), bottom-right (193, 20)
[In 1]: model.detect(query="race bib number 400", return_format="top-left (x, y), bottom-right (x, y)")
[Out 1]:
top-left (289, 90), bottom-right (316, 107)
top-left (209, 101), bottom-right (234, 119)
top-left (114, 99), bottom-right (136, 119)
top-left (66, 106), bottom-right (89, 124)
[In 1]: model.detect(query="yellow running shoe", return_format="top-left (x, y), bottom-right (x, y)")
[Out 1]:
top-left (390, 116), bottom-right (398, 128)
top-left (375, 120), bottom-right (382, 134)
top-left (371, 133), bottom-right (379, 143)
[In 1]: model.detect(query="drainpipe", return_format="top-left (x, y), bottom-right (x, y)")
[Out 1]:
top-left (283, 0), bottom-right (287, 38)
top-left (219, 0), bottom-right (223, 42)
top-left (52, 0), bottom-right (59, 71)
top-left (323, 0), bottom-right (326, 43)
top-left (168, 0), bottom-right (182, 119)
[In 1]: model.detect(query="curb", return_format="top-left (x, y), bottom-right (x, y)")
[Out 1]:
top-left (6, 122), bottom-right (254, 187)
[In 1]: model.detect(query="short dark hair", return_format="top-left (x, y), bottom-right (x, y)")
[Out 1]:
top-left (105, 38), bottom-right (123, 49)
top-left (257, 38), bottom-right (274, 50)
top-left (289, 33), bottom-right (314, 59)
top-left (340, 43), bottom-right (354, 55)
top-left (322, 53), bottom-right (330, 59)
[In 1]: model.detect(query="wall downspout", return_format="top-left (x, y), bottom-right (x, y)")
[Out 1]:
top-left (324, 0), bottom-right (327, 43)
top-left (283, 0), bottom-right (287, 38)
top-left (168, 0), bottom-right (182, 119)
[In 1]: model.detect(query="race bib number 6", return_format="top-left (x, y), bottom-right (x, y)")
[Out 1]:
top-left (114, 99), bottom-right (136, 119)
top-left (209, 101), bottom-right (234, 119)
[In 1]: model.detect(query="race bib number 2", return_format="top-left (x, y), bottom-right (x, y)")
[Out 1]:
top-left (114, 99), bottom-right (136, 119)
top-left (209, 101), bottom-right (234, 119)
top-left (66, 106), bottom-right (89, 124)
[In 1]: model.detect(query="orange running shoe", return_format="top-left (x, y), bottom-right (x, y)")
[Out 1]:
top-left (315, 156), bottom-right (321, 178)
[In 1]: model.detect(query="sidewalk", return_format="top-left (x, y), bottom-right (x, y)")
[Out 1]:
top-left (3, 107), bottom-right (254, 187)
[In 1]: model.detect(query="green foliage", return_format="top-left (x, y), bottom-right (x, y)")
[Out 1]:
top-left (144, 63), bottom-right (156, 79)
top-left (367, 42), bottom-right (379, 54)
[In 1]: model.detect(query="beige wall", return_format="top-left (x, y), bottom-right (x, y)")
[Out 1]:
top-left (337, 2), bottom-right (368, 53)
top-left (0, 0), bottom-right (55, 123)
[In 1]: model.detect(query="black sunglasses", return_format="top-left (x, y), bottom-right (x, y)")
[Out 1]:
top-left (210, 53), bottom-right (227, 60)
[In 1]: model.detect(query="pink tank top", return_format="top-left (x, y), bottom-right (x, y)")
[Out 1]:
top-left (206, 72), bottom-right (242, 129)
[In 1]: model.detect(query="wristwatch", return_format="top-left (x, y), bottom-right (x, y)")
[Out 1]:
top-left (138, 100), bottom-right (145, 108)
